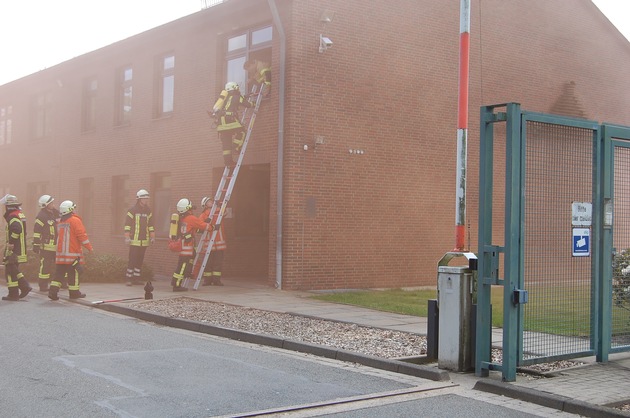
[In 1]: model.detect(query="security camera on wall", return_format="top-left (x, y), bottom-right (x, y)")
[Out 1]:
top-left (319, 34), bottom-right (333, 53)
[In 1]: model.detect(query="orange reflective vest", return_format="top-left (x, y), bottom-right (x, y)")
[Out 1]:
top-left (178, 213), bottom-right (210, 256)
top-left (56, 213), bottom-right (93, 265)
top-left (199, 208), bottom-right (226, 252)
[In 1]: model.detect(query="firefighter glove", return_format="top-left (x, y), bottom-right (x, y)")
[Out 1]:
top-left (150, 238), bottom-right (155, 245)
top-left (125, 237), bottom-right (131, 245)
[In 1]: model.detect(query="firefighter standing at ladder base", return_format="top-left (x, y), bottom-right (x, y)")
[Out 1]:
top-left (199, 197), bottom-right (226, 286)
top-left (211, 82), bottom-right (253, 167)
top-left (124, 189), bottom-right (155, 286)
top-left (49, 200), bottom-right (93, 301)
top-left (1, 194), bottom-right (32, 301)
top-left (33, 194), bottom-right (60, 291)
top-left (171, 198), bottom-right (211, 292)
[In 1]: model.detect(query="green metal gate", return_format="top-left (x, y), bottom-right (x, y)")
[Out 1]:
top-left (476, 103), bottom-right (630, 382)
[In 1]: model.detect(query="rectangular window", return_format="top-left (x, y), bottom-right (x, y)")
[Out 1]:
top-left (111, 175), bottom-right (130, 234)
top-left (79, 177), bottom-right (94, 230)
top-left (155, 54), bottom-right (175, 117)
top-left (116, 66), bottom-right (133, 125)
top-left (26, 182), bottom-right (48, 221)
top-left (31, 92), bottom-right (53, 139)
top-left (0, 105), bottom-right (12, 145)
top-left (225, 26), bottom-right (272, 93)
top-left (150, 172), bottom-right (171, 237)
top-left (82, 78), bottom-right (98, 132)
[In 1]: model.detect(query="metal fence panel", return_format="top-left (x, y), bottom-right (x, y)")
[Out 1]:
top-left (521, 120), bottom-right (595, 363)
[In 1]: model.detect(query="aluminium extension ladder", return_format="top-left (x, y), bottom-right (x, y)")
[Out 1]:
top-left (184, 83), bottom-right (266, 290)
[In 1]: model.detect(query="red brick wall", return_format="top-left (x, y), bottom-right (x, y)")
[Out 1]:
top-left (1, 0), bottom-right (630, 290)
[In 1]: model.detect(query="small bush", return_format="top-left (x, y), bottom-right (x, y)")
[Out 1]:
top-left (612, 248), bottom-right (630, 315)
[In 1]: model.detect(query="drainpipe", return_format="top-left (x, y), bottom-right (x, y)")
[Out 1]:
top-left (268, 0), bottom-right (286, 289)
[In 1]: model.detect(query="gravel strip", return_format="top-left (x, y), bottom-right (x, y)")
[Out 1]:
top-left (129, 297), bottom-right (427, 359)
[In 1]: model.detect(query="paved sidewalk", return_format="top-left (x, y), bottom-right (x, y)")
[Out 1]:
top-left (40, 277), bottom-right (630, 417)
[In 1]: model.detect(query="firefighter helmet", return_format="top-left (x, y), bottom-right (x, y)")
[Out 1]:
top-left (201, 197), bottom-right (211, 207)
top-left (225, 81), bottom-right (239, 92)
top-left (176, 198), bottom-right (193, 214)
top-left (1, 194), bottom-right (21, 206)
top-left (136, 189), bottom-right (150, 199)
top-left (38, 194), bottom-right (54, 208)
top-left (59, 200), bottom-right (76, 216)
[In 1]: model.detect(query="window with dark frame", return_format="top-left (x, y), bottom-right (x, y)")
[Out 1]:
top-left (155, 54), bottom-right (175, 117)
top-left (225, 25), bottom-right (272, 93)
top-left (31, 92), bottom-right (52, 139)
top-left (150, 172), bottom-right (172, 237)
top-left (111, 175), bottom-right (130, 235)
top-left (116, 66), bottom-right (133, 125)
top-left (79, 177), bottom-right (94, 230)
top-left (0, 105), bottom-right (11, 145)
top-left (82, 78), bottom-right (98, 132)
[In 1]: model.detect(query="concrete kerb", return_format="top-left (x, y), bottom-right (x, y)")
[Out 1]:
top-left (92, 302), bottom-right (450, 382)
top-left (474, 380), bottom-right (630, 418)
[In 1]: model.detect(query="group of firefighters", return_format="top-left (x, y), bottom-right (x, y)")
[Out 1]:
top-left (1, 59), bottom-right (271, 301)
top-left (0, 190), bottom-right (226, 302)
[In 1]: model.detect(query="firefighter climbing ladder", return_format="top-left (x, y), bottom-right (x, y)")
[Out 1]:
top-left (184, 83), bottom-right (266, 290)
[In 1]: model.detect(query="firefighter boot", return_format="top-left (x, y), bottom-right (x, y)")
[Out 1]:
top-left (48, 285), bottom-right (60, 301)
top-left (38, 278), bottom-right (49, 292)
top-left (69, 290), bottom-right (86, 299)
top-left (18, 278), bottom-right (32, 298)
top-left (2, 287), bottom-right (20, 301)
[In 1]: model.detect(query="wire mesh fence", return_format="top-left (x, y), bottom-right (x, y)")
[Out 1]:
top-left (612, 144), bottom-right (630, 349)
top-left (521, 121), bottom-right (594, 362)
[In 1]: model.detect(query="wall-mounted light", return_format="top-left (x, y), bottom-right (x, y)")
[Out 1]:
top-left (319, 34), bottom-right (333, 53)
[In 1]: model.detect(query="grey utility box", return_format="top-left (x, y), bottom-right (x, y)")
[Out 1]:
top-left (437, 265), bottom-right (473, 371)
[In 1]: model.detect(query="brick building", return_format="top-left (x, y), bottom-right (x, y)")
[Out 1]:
top-left (1, 0), bottom-right (629, 290)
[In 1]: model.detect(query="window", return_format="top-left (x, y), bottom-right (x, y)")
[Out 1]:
top-left (82, 78), bottom-right (97, 132)
top-left (225, 25), bottom-right (272, 93)
top-left (0, 105), bottom-right (12, 145)
top-left (31, 92), bottom-right (53, 139)
top-left (79, 178), bottom-right (94, 230)
top-left (111, 175), bottom-right (130, 234)
top-left (155, 54), bottom-right (175, 117)
top-left (116, 66), bottom-right (133, 125)
top-left (150, 172), bottom-right (172, 237)
top-left (26, 182), bottom-right (48, 220)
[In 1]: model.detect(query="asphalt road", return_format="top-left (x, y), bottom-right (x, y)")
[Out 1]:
top-left (0, 295), bottom-right (554, 417)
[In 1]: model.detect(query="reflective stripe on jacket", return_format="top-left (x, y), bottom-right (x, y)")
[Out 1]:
top-left (56, 213), bottom-right (93, 264)
top-left (33, 208), bottom-right (59, 252)
top-left (124, 202), bottom-right (154, 246)
top-left (214, 91), bottom-right (252, 132)
top-left (178, 213), bottom-right (210, 256)
top-left (4, 209), bottom-right (27, 263)
top-left (199, 209), bottom-right (226, 251)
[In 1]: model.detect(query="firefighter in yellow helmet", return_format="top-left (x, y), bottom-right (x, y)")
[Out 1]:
top-left (210, 82), bottom-right (253, 167)
top-left (243, 58), bottom-right (271, 93)
top-left (1, 194), bottom-right (32, 301)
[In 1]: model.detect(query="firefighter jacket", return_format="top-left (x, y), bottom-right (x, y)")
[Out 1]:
top-left (124, 201), bottom-right (155, 246)
top-left (56, 213), bottom-right (93, 265)
top-left (199, 208), bottom-right (226, 252)
top-left (178, 212), bottom-right (210, 257)
top-left (4, 208), bottom-right (27, 263)
top-left (251, 60), bottom-right (271, 85)
top-left (213, 90), bottom-right (253, 132)
top-left (33, 207), bottom-right (59, 252)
